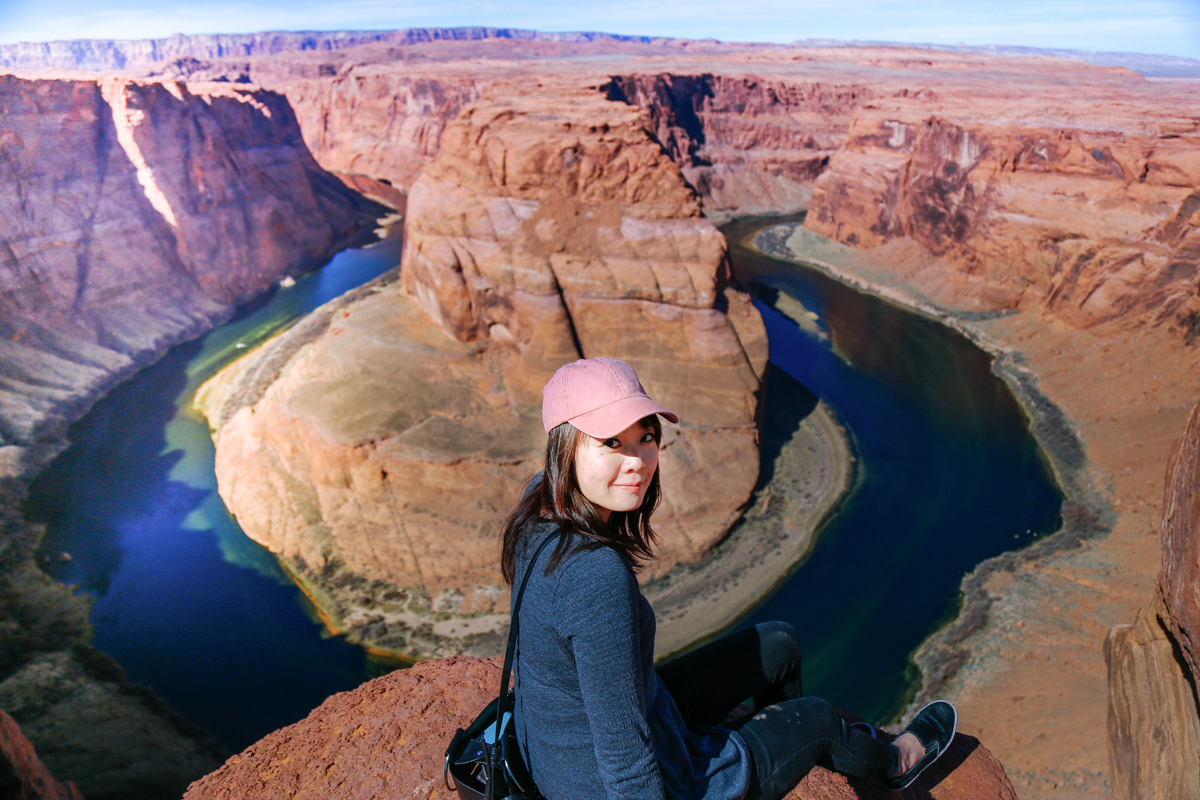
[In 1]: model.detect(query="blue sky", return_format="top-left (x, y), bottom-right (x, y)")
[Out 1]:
top-left (2, 0), bottom-right (1199, 59)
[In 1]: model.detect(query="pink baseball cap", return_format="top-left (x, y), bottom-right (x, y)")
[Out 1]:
top-left (542, 357), bottom-right (678, 438)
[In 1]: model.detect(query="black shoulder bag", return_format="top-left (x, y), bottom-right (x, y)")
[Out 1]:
top-left (445, 530), bottom-right (561, 800)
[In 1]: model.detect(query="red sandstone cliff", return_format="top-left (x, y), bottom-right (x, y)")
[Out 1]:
top-left (0, 73), bottom-right (382, 472)
top-left (10, 34), bottom-right (1200, 799)
top-left (603, 74), bottom-right (868, 222)
top-left (1105, 396), bottom-right (1200, 798)
top-left (0, 71), bottom-right (381, 799)
top-left (805, 77), bottom-right (1200, 336)
top-left (182, 656), bottom-right (1016, 800)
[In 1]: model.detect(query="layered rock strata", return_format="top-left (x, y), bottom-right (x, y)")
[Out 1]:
top-left (0, 28), bottom-right (680, 73)
top-left (1105, 397), bottom-right (1200, 800)
top-left (0, 73), bottom-right (382, 471)
top-left (0, 72), bottom-right (382, 798)
top-left (11, 34), bottom-right (1200, 799)
top-left (603, 74), bottom-right (869, 222)
top-left (183, 655), bottom-right (1018, 800)
top-left (200, 90), bottom-right (769, 658)
top-left (805, 85), bottom-right (1200, 335)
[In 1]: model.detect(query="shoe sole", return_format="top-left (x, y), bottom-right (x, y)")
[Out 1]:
top-left (882, 701), bottom-right (957, 792)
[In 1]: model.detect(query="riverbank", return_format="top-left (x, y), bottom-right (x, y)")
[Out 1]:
top-left (755, 221), bottom-right (1200, 799)
top-left (2, 200), bottom-right (390, 799)
top-left (195, 292), bottom-right (854, 664)
top-left (647, 384), bottom-right (854, 659)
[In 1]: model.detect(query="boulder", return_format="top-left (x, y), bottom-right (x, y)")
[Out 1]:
top-left (183, 656), bottom-right (1017, 800)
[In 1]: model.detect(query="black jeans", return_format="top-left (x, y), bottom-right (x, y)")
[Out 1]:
top-left (656, 622), bottom-right (899, 800)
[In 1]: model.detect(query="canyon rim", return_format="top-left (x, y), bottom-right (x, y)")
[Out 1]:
top-left (1, 26), bottom-right (1199, 800)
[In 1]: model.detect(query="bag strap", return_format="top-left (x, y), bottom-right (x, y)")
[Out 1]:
top-left (492, 528), bottom-right (563, 751)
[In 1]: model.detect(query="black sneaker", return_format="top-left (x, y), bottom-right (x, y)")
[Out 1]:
top-left (881, 700), bottom-right (957, 791)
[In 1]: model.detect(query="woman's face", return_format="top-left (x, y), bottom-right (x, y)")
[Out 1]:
top-left (574, 418), bottom-right (660, 523)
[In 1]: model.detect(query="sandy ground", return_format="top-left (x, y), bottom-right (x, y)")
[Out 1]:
top-left (761, 222), bottom-right (1200, 799)
top-left (648, 401), bottom-right (853, 658)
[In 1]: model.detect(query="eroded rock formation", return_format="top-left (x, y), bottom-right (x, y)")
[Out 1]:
top-left (805, 84), bottom-right (1200, 335)
top-left (1105, 396), bottom-right (1200, 799)
top-left (0, 28), bottom-right (676, 73)
top-left (0, 73), bottom-right (382, 471)
top-left (199, 89), bottom-right (768, 658)
top-left (182, 655), bottom-right (1017, 800)
top-left (10, 31), bottom-right (1200, 799)
top-left (603, 74), bottom-right (869, 222)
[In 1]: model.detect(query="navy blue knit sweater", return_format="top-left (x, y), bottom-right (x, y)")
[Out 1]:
top-left (511, 525), bottom-right (750, 800)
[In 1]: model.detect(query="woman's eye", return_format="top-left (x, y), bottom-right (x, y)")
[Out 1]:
top-left (603, 438), bottom-right (620, 449)
top-left (641, 432), bottom-right (656, 443)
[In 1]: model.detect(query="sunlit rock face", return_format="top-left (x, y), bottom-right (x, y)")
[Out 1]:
top-left (806, 86), bottom-right (1200, 335)
top-left (1106, 396), bottom-right (1200, 800)
top-left (201, 88), bottom-right (768, 659)
top-left (400, 90), bottom-right (768, 559)
top-left (0, 74), bottom-right (380, 469)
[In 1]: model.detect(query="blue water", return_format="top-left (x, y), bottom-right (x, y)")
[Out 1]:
top-left (723, 218), bottom-right (1062, 722)
top-left (26, 214), bottom-right (1062, 753)
top-left (27, 231), bottom-right (405, 751)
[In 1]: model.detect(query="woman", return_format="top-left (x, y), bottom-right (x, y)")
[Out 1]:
top-left (501, 357), bottom-right (956, 800)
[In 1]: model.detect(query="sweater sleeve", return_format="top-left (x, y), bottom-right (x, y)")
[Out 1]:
top-left (553, 548), bottom-right (664, 800)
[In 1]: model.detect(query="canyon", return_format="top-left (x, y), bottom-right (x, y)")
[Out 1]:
top-left (0, 69), bottom-right (384, 798)
top-left (3, 26), bottom-right (1200, 800)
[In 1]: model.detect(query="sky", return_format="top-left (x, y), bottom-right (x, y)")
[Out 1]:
top-left (2, 0), bottom-right (1199, 60)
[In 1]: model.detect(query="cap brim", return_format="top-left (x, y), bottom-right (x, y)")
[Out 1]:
top-left (569, 395), bottom-right (679, 439)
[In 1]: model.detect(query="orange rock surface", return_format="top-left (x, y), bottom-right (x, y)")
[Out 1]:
top-left (12, 32), bottom-right (1200, 799)
top-left (0, 709), bottom-right (83, 800)
top-left (182, 655), bottom-right (1016, 800)
top-left (805, 74), bottom-right (1200, 335)
top-left (171, 38), bottom-right (1200, 795)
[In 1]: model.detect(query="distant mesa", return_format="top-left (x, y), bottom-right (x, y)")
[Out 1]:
top-left (2, 26), bottom-right (1200, 800)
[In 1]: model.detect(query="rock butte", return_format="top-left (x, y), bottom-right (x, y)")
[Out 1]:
top-left (197, 87), bottom-right (770, 658)
top-left (2, 27), bottom-right (1200, 800)
top-left (182, 656), bottom-right (1018, 800)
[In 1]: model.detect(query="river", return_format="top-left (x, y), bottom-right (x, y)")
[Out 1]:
top-left (25, 218), bottom-right (1061, 751)
top-left (723, 216), bottom-right (1061, 721)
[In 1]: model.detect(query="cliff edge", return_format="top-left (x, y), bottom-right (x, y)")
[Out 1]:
top-left (182, 656), bottom-right (1017, 800)
top-left (1105, 395), bottom-right (1200, 799)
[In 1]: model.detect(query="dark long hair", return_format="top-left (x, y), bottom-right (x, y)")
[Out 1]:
top-left (500, 415), bottom-right (662, 584)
